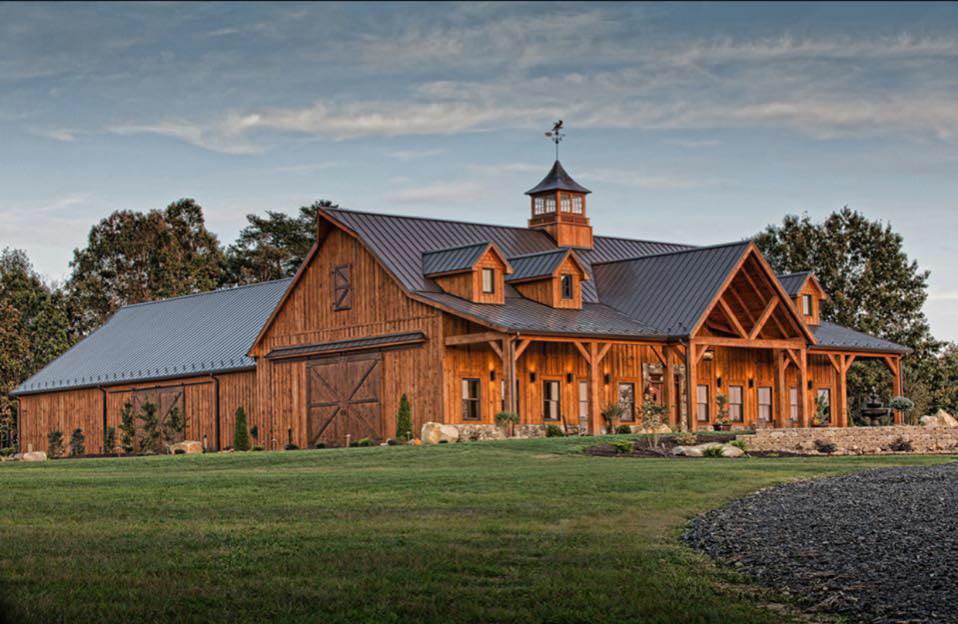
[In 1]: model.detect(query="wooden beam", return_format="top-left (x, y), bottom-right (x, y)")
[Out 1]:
top-left (749, 299), bottom-right (778, 340)
top-left (694, 344), bottom-right (710, 365)
top-left (488, 340), bottom-right (503, 361)
top-left (717, 297), bottom-right (748, 338)
top-left (737, 262), bottom-right (790, 338)
top-left (774, 349), bottom-right (787, 428)
top-left (798, 349), bottom-right (809, 428)
top-left (696, 336), bottom-right (806, 350)
top-left (503, 337), bottom-right (517, 416)
top-left (650, 345), bottom-right (667, 367)
top-left (891, 356), bottom-right (904, 424)
top-left (445, 331), bottom-right (506, 346)
top-left (514, 339), bottom-right (532, 361)
top-left (785, 348), bottom-right (802, 370)
top-left (825, 353), bottom-right (842, 373)
top-left (589, 342), bottom-right (602, 435)
top-left (572, 341), bottom-right (591, 365)
top-left (595, 342), bottom-right (612, 364)
top-left (686, 342), bottom-right (697, 432)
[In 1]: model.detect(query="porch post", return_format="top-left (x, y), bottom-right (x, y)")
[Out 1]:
top-left (889, 356), bottom-right (904, 425)
top-left (686, 341), bottom-right (697, 432)
top-left (774, 349), bottom-right (787, 428)
top-left (588, 342), bottom-right (602, 435)
top-left (838, 354), bottom-right (850, 428)
top-left (798, 348), bottom-right (809, 427)
top-left (503, 337), bottom-right (516, 416)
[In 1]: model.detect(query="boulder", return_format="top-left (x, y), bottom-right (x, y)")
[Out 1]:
top-left (421, 422), bottom-right (460, 444)
top-left (673, 442), bottom-right (723, 457)
top-left (21, 451), bottom-right (47, 462)
top-left (720, 444), bottom-right (745, 458)
top-left (168, 440), bottom-right (204, 455)
top-left (920, 410), bottom-right (958, 428)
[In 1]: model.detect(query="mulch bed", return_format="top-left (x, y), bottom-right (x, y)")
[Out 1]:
top-left (685, 462), bottom-right (958, 623)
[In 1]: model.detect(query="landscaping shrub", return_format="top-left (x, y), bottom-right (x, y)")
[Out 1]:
top-left (495, 411), bottom-right (519, 437)
top-left (47, 430), bottom-right (64, 458)
top-left (138, 401), bottom-right (162, 454)
top-left (640, 400), bottom-right (669, 447)
top-left (285, 443), bottom-right (299, 451)
top-left (174, 449), bottom-right (185, 455)
top-left (673, 431), bottom-right (696, 446)
top-left (314, 442), bottom-right (326, 449)
top-left (119, 401), bottom-right (136, 454)
top-left (252, 446), bottom-right (264, 452)
top-left (103, 426), bottom-right (117, 454)
top-left (69, 428), bottom-right (85, 457)
top-left (233, 407), bottom-right (251, 451)
top-left (386, 438), bottom-right (398, 446)
top-left (355, 437), bottom-right (374, 447)
top-left (0, 447), bottom-right (16, 458)
top-left (545, 424), bottom-right (565, 437)
top-left (163, 406), bottom-right (184, 446)
top-left (703, 445), bottom-right (724, 458)
top-left (730, 439), bottom-right (748, 452)
top-left (814, 439), bottom-right (837, 454)
top-left (615, 424), bottom-right (633, 435)
top-left (250, 425), bottom-right (259, 440)
top-left (602, 403), bottom-right (627, 434)
top-left (613, 439), bottom-right (635, 454)
top-left (396, 394), bottom-right (413, 441)
top-left (889, 436), bottom-right (913, 452)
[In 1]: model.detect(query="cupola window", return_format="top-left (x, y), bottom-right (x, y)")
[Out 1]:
top-left (545, 197), bottom-right (556, 213)
top-left (533, 197), bottom-right (546, 215)
top-left (571, 196), bottom-right (583, 214)
top-left (560, 195), bottom-right (571, 212)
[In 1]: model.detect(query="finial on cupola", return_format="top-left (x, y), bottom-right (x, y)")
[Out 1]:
top-left (526, 121), bottom-right (593, 249)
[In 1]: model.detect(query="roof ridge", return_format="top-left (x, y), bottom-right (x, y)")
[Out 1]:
top-left (121, 277), bottom-right (293, 310)
top-left (590, 239), bottom-right (751, 267)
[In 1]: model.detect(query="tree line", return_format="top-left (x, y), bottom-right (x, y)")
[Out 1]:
top-left (1, 199), bottom-right (956, 440)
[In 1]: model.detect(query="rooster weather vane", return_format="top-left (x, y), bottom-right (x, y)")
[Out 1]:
top-left (545, 120), bottom-right (564, 161)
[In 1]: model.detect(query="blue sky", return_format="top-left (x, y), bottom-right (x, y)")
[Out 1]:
top-left (1, 2), bottom-right (957, 340)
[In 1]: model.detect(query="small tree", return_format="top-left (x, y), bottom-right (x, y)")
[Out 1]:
top-left (233, 406), bottom-right (251, 451)
top-left (495, 411), bottom-right (519, 437)
top-left (47, 430), bottom-right (64, 458)
top-left (138, 401), bottom-right (162, 454)
top-left (396, 394), bottom-right (413, 441)
top-left (163, 405), bottom-right (185, 447)
top-left (601, 403), bottom-right (627, 435)
top-left (104, 426), bottom-right (117, 455)
top-left (640, 400), bottom-right (669, 448)
top-left (814, 393), bottom-right (830, 426)
top-left (888, 396), bottom-right (915, 423)
top-left (118, 401), bottom-right (136, 454)
top-left (715, 393), bottom-right (730, 428)
top-left (69, 428), bottom-right (85, 457)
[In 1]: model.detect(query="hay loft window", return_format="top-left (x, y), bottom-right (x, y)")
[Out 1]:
top-left (696, 384), bottom-right (710, 422)
top-left (728, 386), bottom-right (744, 422)
top-left (543, 380), bottom-right (561, 421)
top-left (802, 294), bottom-right (813, 316)
top-left (618, 382), bottom-right (636, 422)
top-left (560, 274), bottom-right (573, 300)
top-left (481, 268), bottom-right (496, 294)
top-left (332, 264), bottom-right (352, 311)
top-left (461, 378), bottom-right (481, 420)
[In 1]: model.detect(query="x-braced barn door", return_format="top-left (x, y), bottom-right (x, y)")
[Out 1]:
top-left (307, 353), bottom-right (383, 447)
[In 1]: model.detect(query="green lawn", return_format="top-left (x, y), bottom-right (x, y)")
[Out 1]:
top-left (0, 438), bottom-right (951, 624)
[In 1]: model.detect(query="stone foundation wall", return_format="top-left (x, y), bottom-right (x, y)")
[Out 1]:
top-left (739, 426), bottom-right (958, 455)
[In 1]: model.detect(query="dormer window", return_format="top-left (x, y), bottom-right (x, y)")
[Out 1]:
top-left (560, 274), bottom-right (573, 300)
top-left (571, 196), bottom-right (583, 214)
top-left (802, 294), bottom-right (813, 316)
top-left (481, 268), bottom-right (495, 294)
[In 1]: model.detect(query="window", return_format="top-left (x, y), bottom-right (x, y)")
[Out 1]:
top-left (802, 294), bottom-right (813, 316)
top-left (618, 382), bottom-right (636, 421)
top-left (758, 387), bottom-right (772, 421)
top-left (728, 386), bottom-right (744, 421)
top-left (533, 196), bottom-right (545, 215)
top-left (332, 264), bottom-right (352, 311)
top-left (560, 274), bottom-right (573, 300)
top-left (560, 195), bottom-right (571, 212)
top-left (571, 196), bottom-right (583, 214)
top-left (481, 268), bottom-right (495, 294)
top-left (789, 387), bottom-right (799, 421)
top-left (696, 384), bottom-right (710, 422)
top-left (461, 379), bottom-right (481, 420)
top-left (545, 197), bottom-right (556, 213)
top-left (578, 380), bottom-right (589, 421)
top-left (543, 380), bottom-right (561, 420)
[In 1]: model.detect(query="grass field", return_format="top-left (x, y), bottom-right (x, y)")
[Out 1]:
top-left (0, 437), bottom-right (951, 624)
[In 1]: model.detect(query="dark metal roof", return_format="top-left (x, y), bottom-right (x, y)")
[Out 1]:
top-left (525, 160), bottom-right (592, 195)
top-left (506, 249), bottom-right (573, 283)
top-left (777, 271), bottom-right (813, 297)
top-left (323, 207), bottom-right (692, 303)
top-left (12, 279), bottom-right (291, 396)
top-left (267, 332), bottom-right (427, 360)
top-left (418, 289), bottom-right (663, 338)
top-left (811, 321), bottom-right (911, 354)
top-left (422, 242), bottom-right (491, 276)
top-left (593, 242), bottom-right (752, 335)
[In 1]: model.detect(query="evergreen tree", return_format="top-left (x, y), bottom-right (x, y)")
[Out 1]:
top-left (66, 199), bottom-right (227, 335)
top-left (233, 407), bottom-right (251, 451)
top-left (226, 200), bottom-right (337, 285)
top-left (104, 426), bottom-right (117, 455)
top-left (164, 406), bottom-right (185, 446)
top-left (47, 430), bottom-right (64, 458)
top-left (138, 402), bottom-right (162, 454)
top-left (69, 428), bottom-right (85, 457)
top-left (118, 401), bottom-right (136, 454)
top-left (395, 394), bottom-right (413, 441)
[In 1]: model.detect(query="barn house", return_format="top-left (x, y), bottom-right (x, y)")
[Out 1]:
top-left (11, 161), bottom-right (910, 452)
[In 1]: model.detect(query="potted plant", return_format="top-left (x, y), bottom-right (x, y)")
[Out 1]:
top-left (714, 393), bottom-right (730, 431)
top-left (601, 402), bottom-right (627, 435)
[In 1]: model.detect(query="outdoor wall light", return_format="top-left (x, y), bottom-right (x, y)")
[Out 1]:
top-left (716, 377), bottom-right (723, 388)
top-left (807, 380), bottom-right (814, 390)
top-left (566, 372), bottom-right (574, 383)
top-left (603, 373), bottom-right (611, 384)
top-left (748, 379), bottom-right (755, 389)
top-left (530, 372), bottom-right (537, 383)
top-left (490, 370), bottom-right (497, 381)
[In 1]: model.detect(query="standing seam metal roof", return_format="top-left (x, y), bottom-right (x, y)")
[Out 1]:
top-left (12, 279), bottom-right (291, 396)
top-left (506, 249), bottom-right (575, 282)
top-left (777, 271), bottom-right (813, 297)
top-left (422, 242), bottom-right (492, 276)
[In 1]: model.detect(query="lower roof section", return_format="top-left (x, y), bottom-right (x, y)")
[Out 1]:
top-left (810, 321), bottom-right (911, 355)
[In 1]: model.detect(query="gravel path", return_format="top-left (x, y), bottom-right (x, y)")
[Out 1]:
top-left (685, 463), bottom-right (958, 623)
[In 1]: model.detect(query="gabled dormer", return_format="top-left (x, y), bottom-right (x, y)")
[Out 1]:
top-left (422, 242), bottom-right (512, 305)
top-left (526, 161), bottom-right (593, 249)
top-left (778, 271), bottom-right (827, 326)
top-left (507, 249), bottom-right (590, 310)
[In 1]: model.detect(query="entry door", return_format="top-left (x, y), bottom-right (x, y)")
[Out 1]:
top-left (307, 353), bottom-right (383, 447)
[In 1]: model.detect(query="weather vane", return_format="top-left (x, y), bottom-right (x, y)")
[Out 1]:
top-left (544, 120), bottom-right (564, 161)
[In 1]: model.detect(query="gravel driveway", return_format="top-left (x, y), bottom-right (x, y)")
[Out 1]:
top-left (685, 462), bottom-right (958, 623)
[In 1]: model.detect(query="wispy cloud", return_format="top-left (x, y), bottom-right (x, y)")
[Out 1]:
top-left (30, 127), bottom-right (82, 142)
top-left (107, 121), bottom-right (264, 155)
top-left (387, 181), bottom-right (482, 203)
top-left (385, 148), bottom-right (444, 161)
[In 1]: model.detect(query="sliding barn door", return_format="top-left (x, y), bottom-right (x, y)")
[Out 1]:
top-left (307, 353), bottom-right (383, 447)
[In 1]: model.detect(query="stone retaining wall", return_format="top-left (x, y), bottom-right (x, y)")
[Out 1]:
top-left (739, 425), bottom-right (958, 455)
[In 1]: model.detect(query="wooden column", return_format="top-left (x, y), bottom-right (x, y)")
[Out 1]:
top-left (886, 355), bottom-right (903, 425)
top-left (502, 337), bottom-right (516, 416)
top-left (773, 349), bottom-right (787, 428)
top-left (798, 348), bottom-right (809, 428)
top-left (686, 342), bottom-right (697, 432)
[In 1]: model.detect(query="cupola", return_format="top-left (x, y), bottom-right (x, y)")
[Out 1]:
top-left (526, 160), bottom-right (593, 249)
